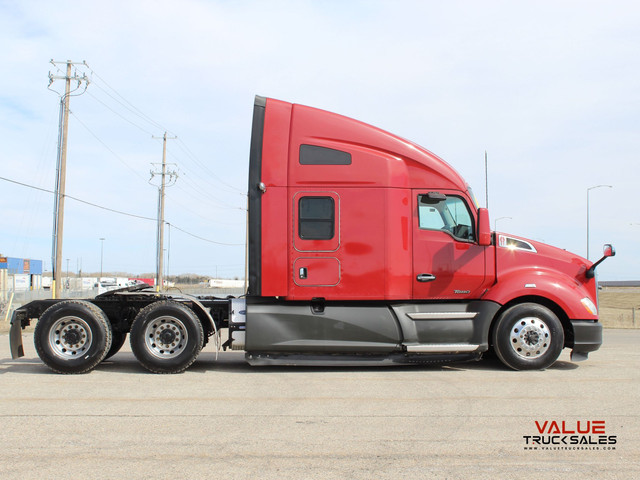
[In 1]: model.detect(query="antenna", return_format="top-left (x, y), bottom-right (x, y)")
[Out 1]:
top-left (484, 151), bottom-right (489, 209)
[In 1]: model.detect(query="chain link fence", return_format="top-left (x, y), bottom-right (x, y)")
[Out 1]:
top-left (1, 285), bottom-right (246, 331)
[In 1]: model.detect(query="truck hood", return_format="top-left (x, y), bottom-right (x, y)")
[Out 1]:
top-left (495, 232), bottom-right (591, 281)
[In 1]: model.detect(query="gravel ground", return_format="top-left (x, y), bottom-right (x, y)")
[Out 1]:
top-left (0, 329), bottom-right (638, 479)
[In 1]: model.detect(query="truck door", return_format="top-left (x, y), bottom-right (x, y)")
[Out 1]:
top-left (412, 191), bottom-right (486, 299)
top-left (291, 191), bottom-right (341, 289)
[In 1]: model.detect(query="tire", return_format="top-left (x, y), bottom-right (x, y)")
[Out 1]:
top-left (491, 303), bottom-right (564, 370)
top-left (103, 330), bottom-right (127, 360)
top-left (130, 301), bottom-right (204, 374)
top-left (34, 300), bottom-right (112, 374)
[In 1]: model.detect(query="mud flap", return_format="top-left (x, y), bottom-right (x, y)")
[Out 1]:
top-left (9, 310), bottom-right (25, 359)
top-left (570, 350), bottom-right (589, 362)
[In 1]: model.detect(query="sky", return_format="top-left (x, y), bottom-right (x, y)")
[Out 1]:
top-left (0, 0), bottom-right (638, 281)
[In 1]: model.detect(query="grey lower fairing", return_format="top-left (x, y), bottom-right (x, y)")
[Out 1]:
top-left (244, 298), bottom-right (501, 361)
top-left (245, 301), bottom-right (402, 353)
top-left (392, 301), bottom-right (501, 351)
top-left (246, 352), bottom-right (481, 367)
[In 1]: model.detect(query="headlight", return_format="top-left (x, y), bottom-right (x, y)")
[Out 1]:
top-left (581, 297), bottom-right (598, 316)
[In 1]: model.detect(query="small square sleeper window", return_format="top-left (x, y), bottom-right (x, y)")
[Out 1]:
top-left (299, 197), bottom-right (335, 240)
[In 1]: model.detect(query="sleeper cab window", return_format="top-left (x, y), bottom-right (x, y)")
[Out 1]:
top-left (298, 196), bottom-right (335, 240)
top-left (299, 145), bottom-right (352, 165)
top-left (418, 194), bottom-right (475, 241)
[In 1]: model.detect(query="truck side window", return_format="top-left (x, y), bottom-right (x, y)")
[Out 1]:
top-left (418, 195), bottom-right (475, 241)
top-left (300, 145), bottom-right (352, 165)
top-left (299, 196), bottom-right (335, 240)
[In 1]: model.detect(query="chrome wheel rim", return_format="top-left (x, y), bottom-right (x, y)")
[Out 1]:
top-left (49, 316), bottom-right (93, 359)
top-left (509, 317), bottom-right (551, 359)
top-left (144, 316), bottom-right (188, 359)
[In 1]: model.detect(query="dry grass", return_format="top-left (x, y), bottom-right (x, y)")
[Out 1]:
top-left (598, 287), bottom-right (640, 329)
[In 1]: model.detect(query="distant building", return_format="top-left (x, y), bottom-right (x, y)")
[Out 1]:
top-left (0, 255), bottom-right (44, 294)
top-left (208, 278), bottom-right (244, 289)
top-left (599, 280), bottom-right (640, 288)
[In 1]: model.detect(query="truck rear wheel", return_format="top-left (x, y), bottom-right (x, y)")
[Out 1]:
top-left (34, 300), bottom-right (112, 374)
top-left (491, 303), bottom-right (564, 370)
top-left (130, 301), bottom-right (204, 374)
top-left (103, 330), bottom-right (127, 360)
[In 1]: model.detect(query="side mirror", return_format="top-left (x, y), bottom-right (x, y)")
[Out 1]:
top-left (477, 208), bottom-right (491, 246)
top-left (586, 244), bottom-right (616, 278)
top-left (420, 192), bottom-right (446, 204)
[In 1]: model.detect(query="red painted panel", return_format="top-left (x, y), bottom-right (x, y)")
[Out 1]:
top-left (293, 257), bottom-right (340, 287)
top-left (411, 190), bottom-right (488, 300)
top-left (287, 187), bottom-right (388, 300)
top-left (383, 188), bottom-right (413, 299)
top-left (261, 186), bottom-right (288, 297)
top-left (262, 98), bottom-right (291, 187)
top-left (259, 99), bottom-right (291, 296)
top-left (484, 236), bottom-right (597, 319)
top-left (287, 102), bottom-right (467, 191)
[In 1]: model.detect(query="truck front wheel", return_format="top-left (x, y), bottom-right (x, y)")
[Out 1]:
top-left (491, 303), bottom-right (564, 370)
top-left (130, 301), bottom-right (204, 374)
top-left (34, 300), bottom-right (112, 374)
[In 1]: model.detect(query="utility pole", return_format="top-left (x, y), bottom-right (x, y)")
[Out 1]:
top-left (150, 132), bottom-right (177, 291)
top-left (48, 60), bottom-right (89, 299)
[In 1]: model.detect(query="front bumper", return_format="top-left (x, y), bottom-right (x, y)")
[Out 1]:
top-left (569, 320), bottom-right (602, 361)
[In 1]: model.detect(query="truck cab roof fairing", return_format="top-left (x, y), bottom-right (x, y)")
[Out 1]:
top-left (287, 101), bottom-right (468, 191)
top-left (247, 95), bottom-right (266, 296)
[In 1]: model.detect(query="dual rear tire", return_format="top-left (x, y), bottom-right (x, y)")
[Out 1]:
top-left (129, 301), bottom-right (204, 374)
top-left (34, 300), bottom-right (204, 374)
top-left (34, 300), bottom-right (112, 374)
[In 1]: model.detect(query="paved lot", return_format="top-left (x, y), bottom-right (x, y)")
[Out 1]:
top-left (0, 329), bottom-right (638, 479)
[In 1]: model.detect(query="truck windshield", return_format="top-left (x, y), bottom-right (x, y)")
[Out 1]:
top-left (418, 195), bottom-right (475, 241)
top-left (467, 187), bottom-right (479, 208)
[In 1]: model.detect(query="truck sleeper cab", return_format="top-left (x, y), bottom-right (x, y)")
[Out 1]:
top-left (9, 95), bottom-right (613, 374)
top-left (244, 96), bottom-right (609, 370)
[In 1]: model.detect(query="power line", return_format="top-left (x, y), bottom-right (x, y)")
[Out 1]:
top-left (85, 66), bottom-right (169, 134)
top-left (0, 175), bottom-right (155, 221)
top-left (81, 66), bottom-right (245, 208)
top-left (69, 110), bottom-right (150, 183)
top-left (40, 64), bottom-right (246, 251)
top-left (82, 68), bottom-right (243, 208)
top-left (168, 222), bottom-right (244, 246)
top-left (85, 89), bottom-right (157, 136)
top-left (0, 175), bottom-right (243, 246)
top-left (173, 138), bottom-right (245, 194)
top-left (163, 192), bottom-right (245, 226)
top-left (172, 176), bottom-right (245, 210)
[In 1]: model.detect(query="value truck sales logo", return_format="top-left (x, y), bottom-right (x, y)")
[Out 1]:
top-left (523, 420), bottom-right (617, 451)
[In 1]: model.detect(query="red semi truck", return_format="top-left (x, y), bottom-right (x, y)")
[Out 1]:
top-left (10, 96), bottom-right (614, 373)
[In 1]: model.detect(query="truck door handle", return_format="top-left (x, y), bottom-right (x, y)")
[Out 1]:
top-left (299, 267), bottom-right (307, 279)
top-left (416, 273), bottom-right (436, 283)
